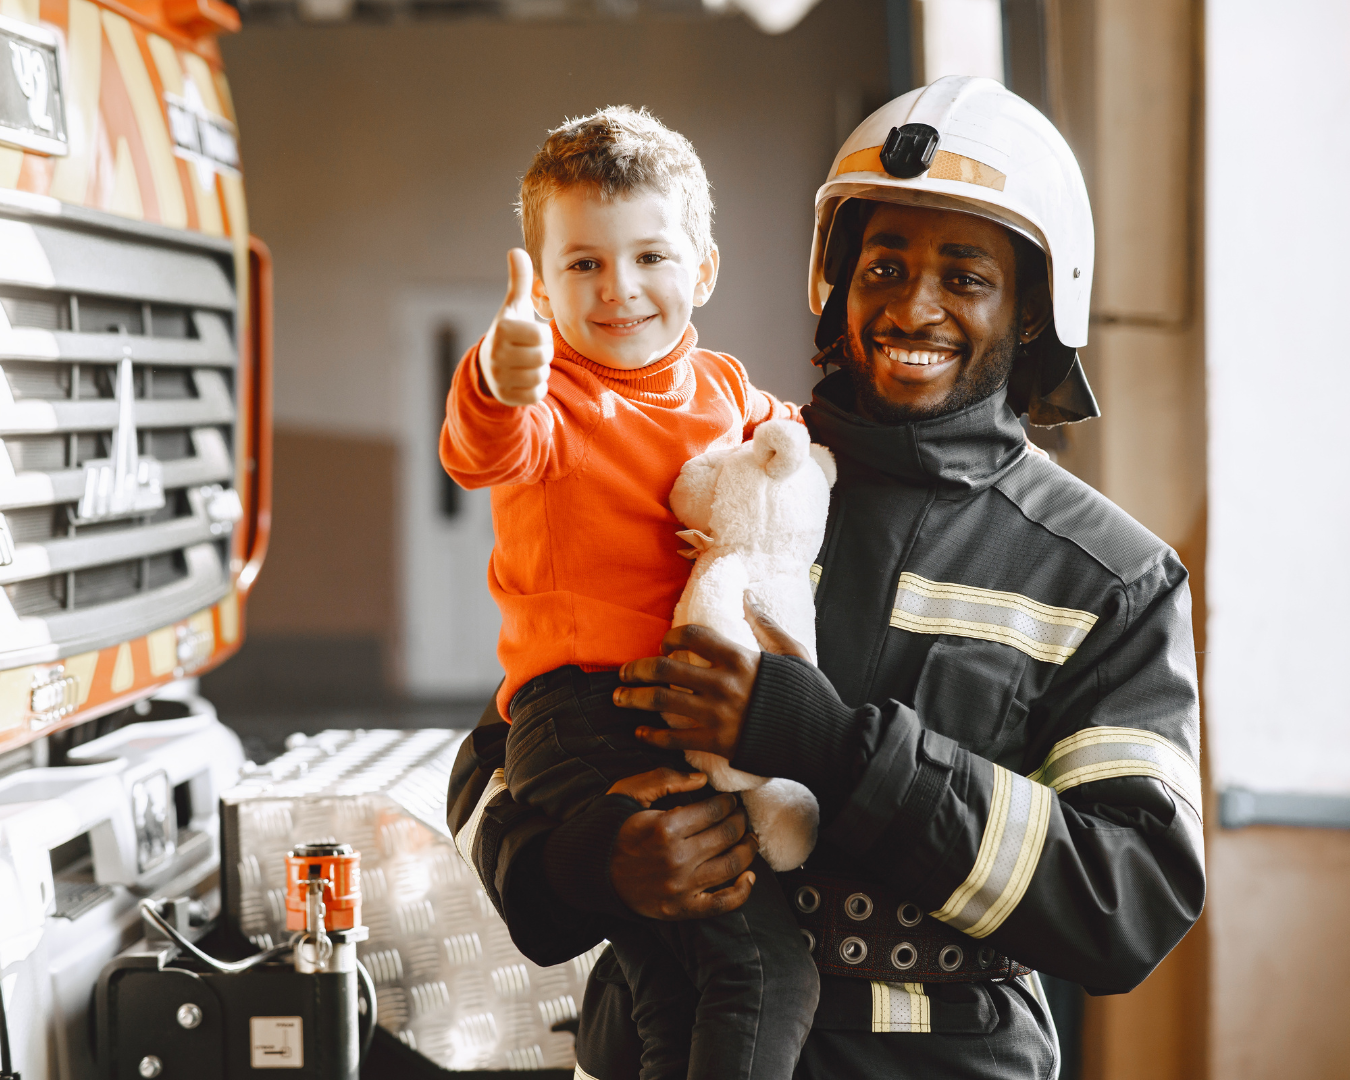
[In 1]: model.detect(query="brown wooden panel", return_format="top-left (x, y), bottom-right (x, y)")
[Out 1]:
top-left (243, 426), bottom-right (397, 638)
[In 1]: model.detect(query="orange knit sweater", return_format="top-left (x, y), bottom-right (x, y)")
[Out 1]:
top-left (440, 324), bottom-right (798, 719)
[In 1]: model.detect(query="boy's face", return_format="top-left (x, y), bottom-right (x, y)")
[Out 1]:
top-left (533, 186), bottom-right (718, 370)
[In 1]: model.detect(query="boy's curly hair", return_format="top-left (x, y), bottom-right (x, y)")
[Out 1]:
top-left (518, 106), bottom-right (714, 270)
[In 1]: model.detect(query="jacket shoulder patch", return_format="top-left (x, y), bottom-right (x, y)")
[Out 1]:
top-left (994, 455), bottom-right (1169, 584)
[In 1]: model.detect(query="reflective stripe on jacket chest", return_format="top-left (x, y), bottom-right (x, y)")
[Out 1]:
top-left (891, 573), bottom-right (1097, 665)
top-left (809, 564), bottom-right (1098, 666)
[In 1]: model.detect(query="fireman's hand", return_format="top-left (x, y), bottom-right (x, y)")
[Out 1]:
top-left (480, 248), bottom-right (553, 407)
top-left (610, 784), bottom-right (758, 920)
top-left (615, 595), bottom-right (813, 759)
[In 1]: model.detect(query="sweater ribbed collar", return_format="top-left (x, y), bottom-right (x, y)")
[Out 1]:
top-left (804, 370), bottom-right (1028, 493)
top-left (553, 323), bottom-right (698, 407)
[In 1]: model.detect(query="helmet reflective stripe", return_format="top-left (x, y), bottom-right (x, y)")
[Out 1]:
top-left (810, 76), bottom-right (1095, 351)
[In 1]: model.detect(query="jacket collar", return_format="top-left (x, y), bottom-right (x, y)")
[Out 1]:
top-left (803, 370), bottom-right (1028, 493)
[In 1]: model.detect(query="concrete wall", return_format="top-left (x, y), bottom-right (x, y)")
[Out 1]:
top-left (218, 1), bottom-right (889, 696)
top-left (223, 1), bottom-right (889, 439)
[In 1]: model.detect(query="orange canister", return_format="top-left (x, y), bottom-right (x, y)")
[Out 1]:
top-left (285, 841), bottom-right (362, 931)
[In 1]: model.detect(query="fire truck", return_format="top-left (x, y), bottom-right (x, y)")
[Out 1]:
top-left (0, 2), bottom-right (271, 1076)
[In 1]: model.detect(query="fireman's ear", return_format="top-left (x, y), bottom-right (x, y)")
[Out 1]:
top-left (531, 269), bottom-right (552, 320)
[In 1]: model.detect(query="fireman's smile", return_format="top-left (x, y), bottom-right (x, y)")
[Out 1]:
top-left (874, 340), bottom-right (962, 379)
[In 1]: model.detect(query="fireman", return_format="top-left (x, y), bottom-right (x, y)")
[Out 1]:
top-left (449, 77), bottom-right (1204, 1078)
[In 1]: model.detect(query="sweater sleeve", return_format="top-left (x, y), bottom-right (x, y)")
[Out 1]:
top-left (439, 334), bottom-right (595, 489)
top-left (743, 386), bottom-right (802, 436)
top-left (733, 555), bottom-right (1205, 996)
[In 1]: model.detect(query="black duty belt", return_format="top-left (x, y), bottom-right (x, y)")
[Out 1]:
top-left (780, 871), bottom-right (1031, 983)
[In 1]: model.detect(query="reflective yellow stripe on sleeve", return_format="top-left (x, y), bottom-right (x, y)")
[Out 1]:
top-left (870, 981), bottom-right (930, 1033)
top-left (890, 573), bottom-right (1097, 665)
top-left (809, 562), bottom-right (822, 598)
top-left (453, 767), bottom-right (507, 893)
top-left (1029, 726), bottom-right (1203, 819)
top-left (930, 766), bottom-right (1053, 939)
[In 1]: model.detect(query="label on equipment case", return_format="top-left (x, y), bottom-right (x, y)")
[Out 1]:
top-left (250, 1016), bottom-right (304, 1068)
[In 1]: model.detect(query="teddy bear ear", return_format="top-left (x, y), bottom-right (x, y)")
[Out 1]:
top-left (809, 444), bottom-right (837, 488)
top-left (753, 420), bottom-right (808, 479)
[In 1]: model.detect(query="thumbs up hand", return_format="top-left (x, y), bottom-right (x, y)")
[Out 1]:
top-left (480, 248), bottom-right (553, 407)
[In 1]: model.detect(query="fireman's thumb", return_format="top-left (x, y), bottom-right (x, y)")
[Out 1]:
top-left (501, 248), bottom-right (536, 323)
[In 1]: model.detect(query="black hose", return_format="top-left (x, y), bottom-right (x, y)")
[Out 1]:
top-left (138, 900), bottom-right (293, 973)
top-left (355, 960), bottom-right (377, 1064)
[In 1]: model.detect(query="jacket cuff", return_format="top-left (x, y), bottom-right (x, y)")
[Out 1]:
top-left (541, 794), bottom-right (640, 919)
top-left (733, 653), bottom-right (858, 815)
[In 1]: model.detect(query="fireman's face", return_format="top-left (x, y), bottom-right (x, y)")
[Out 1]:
top-left (532, 186), bottom-right (719, 370)
top-left (840, 203), bottom-right (1051, 423)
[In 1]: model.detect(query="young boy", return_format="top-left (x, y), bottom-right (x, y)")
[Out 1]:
top-left (441, 107), bottom-right (818, 1079)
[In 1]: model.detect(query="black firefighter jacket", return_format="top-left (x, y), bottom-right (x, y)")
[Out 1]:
top-left (446, 371), bottom-right (1206, 1060)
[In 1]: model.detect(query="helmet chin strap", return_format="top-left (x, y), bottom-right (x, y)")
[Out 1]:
top-left (809, 334), bottom-right (846, 370)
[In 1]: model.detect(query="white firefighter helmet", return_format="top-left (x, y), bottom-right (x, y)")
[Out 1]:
top-left (809, 76), bottom-right (1098, 423)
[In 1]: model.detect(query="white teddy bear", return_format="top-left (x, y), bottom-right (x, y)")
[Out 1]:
top-left (667, 419), bottom-right (837, 872)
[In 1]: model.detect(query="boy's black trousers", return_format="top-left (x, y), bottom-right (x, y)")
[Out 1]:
top-left (506, 665), bottom-right (819, 1080)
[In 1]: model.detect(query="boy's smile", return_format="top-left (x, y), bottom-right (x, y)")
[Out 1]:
top-left (532, 186), bottom-right (719, 370)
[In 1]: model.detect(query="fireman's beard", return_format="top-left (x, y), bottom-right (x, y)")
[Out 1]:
top-left (837, 322), bottom-right (1021, 425)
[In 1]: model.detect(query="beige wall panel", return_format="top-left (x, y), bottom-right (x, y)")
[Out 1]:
top-left (1092, 324), bottom-right (1204, 549)
top-left (1094, 0), bottom-right (1194, 321)
top-left (1209, 827), bottom-right (1350, 1078)
top-left (244, 428), bottom-right (398, 638)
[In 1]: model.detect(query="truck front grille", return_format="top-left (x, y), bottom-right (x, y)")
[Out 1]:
top-left (0, 203), bottom-right (240, 668)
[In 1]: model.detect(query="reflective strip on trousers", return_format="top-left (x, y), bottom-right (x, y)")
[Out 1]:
top-left (871, 981), bottom-right (931, 1033)
top-left (454, 767), bottom-right (507, 894)
top-left (931, 766), bottom-right (1053, 938)
top-left (890, 573), bottom-right (1097, 665)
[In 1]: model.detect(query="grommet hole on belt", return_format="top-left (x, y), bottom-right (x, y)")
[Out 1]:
top-left (890, 942), bottom-right (918, 970)
top-left (938, 944), bottom-right (964, 971)
top-left (844, 892), bottom-right (874, 921)
top-left (800, 929), bottom-right (817, 953)
top-left (795, 886), bottom-right (821, 914)
top-left (839, 936), bottom-right (868, 965)
top-left (896, 902), bottom-right (923, 927)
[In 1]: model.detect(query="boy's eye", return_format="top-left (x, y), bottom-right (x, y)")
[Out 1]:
top-left (569, 259), bottom-right (600, 272)
top-left (638, 252), bottom-right (667, 265)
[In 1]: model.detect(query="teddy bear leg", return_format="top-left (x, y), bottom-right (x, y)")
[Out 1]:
top-left (741, 778), bottom-right (820, 872)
